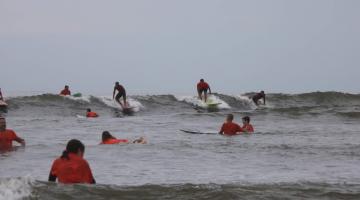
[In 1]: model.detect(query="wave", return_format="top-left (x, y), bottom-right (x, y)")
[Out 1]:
top-left (2, 177), bottom-right (360, 200)
top-left (3, 92), bottom-right (360, 117)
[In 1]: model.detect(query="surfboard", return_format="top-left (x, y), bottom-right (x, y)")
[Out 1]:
top-left (122, 106), bottom-right (136, 115)
top-left (76, 115), bottom-right (86, 119)
top-left (72, 93), bottom-right (82, 97)
top-left (179, 129), bottom-right (217, 135)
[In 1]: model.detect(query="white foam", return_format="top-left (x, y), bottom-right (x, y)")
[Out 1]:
top-left (98, 96), bottom-right (143, 112)
top-left (0, 176), bottom-right (34, 200)
top-left (64, 94), bottom-right (91, 102)
top-left (176, 94), bottom-right (230, 109)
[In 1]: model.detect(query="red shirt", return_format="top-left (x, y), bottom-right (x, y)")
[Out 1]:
top-left (197, 82), bottom-right (209, 90)
top-left (242, 124), bottom-right (254, 132)
top-left (60, 89), bottom-right (71, 96)
top-left (101, 138), bottom-right (128, 145)
top-left (220, 122), bottom-right (242, 135)
top-left (50, 153), bottom-right (95, 184)
top-left (0, 129), bottom-right (18, 150)
top-left (86, 112), bottom-right (98, 118)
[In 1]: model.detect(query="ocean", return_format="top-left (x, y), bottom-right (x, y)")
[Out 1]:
top-left (0, 92), bottom-right (360, 199)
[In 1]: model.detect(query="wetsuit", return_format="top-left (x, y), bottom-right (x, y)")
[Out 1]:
top-left (252, 93), bottom-right (265, 105)
top-left (114, 85), bottom-right (126, 103)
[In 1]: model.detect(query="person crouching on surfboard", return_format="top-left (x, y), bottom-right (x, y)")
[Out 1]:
top-left (113, 82), bottom-right (127, 109)
top-left (252, 91), bottom-right (265, 106)
top-left (197, 79), bottom-right (212, 102)
top-left (219, 114), bottom-right (243, 136)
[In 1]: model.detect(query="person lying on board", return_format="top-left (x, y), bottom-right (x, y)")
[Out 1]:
top-left (197, 79), bottom-right (212, 102)
top-left (113, 82), bottom-right (127, 109)
top-left (49, 139), bottom-right (96, 184)
top-left (0, 117), bottom-right (25, 151)
top-left (100, 131), bottom-right (129, 144)
top-left (242, 116), bottom-right (254, 133)
top-left (219, 114), bottom-right (243, 136)
top-left (60, 85), bottom-right (71, 96)
top-left (86, 108), bottom-right (99, 118)
top-left (252, 91), bottom-right (265, 106)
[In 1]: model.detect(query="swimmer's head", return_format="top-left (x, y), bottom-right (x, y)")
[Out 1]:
top-left (226, 114), bottom-right (234, 122)
top-left (102, 131), bottom-right (115, 142)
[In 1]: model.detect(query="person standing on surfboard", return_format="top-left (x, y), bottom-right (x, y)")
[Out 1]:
top-left (113, 82), bottom-right (127, 108)
top-left (197, 79), bottom-right (212, 102)
top-left (252, 91), bottom-right (266, 106)
top-left (0, 88), bottom-right (3, 101)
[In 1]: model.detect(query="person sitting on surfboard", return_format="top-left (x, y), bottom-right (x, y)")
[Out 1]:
top-left (219, 114), bottom-right (243, 136)
top-left (197, 79), bottom-right (212, 102)
top-left (242, 116), bottom-right (254, 133)
top-left (60, 85), bottom-right (71, 96)
top-left (100, 131), bottom-right (129, 144)
top-left (0, 117), bottom-right (25, 151)
top-left (86, 108), bottom-right (99, 118)
top-left (113, 82), bottom-right (127, 108)
top-left (49, 139), bottom-right (96, 184)
top-left (252, 91), bottom-right (265, 106)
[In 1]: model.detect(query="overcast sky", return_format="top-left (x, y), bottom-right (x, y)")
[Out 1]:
top-left (1, 0), bottom-right (359, 95)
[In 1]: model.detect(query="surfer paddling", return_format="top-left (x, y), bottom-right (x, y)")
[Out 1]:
top-left (113, 82), bottom-right (127, 109)
top-left (197, 79), bottom-right (212, 102)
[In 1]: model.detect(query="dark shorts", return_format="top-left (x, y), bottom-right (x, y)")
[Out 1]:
top-left (116, 91), bottom-right (126, 100)
top-left (198, 88), bottom-right (208, 94)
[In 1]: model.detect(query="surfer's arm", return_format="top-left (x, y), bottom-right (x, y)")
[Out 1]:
top-left (48, 173), bottom-right (57, 182)
top-left (263, 96), bottom-right (266, 105)
top-left (208, 87), bottom-right (212, 94)
top-left (14, 136), bottom-right (25, 146)
top-left (112, 88), bottom-right (116, 99)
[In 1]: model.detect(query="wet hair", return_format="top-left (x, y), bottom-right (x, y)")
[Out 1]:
top-left (200, 79), bottom-right (204, 82)
top-left (87, 108), bottom-right (91, 112)
top-left (242, 116), bottom-right (250, 123)
top-left (61, 139), bottom-right (85, 160)
top-left (227, 114), bottom-right (234, 121)
top-left (261, 91), bottom-right (264, 93)
top-left (115, 82), bottom-right (119, 85)
top-left (65, 85), bottom-right (69, 88)
top-left (102, 131), bottom-right (115, 142)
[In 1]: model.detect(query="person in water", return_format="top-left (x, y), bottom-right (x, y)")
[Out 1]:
top-left (100, 131), bottom-right (129, 144)
top-left (86, 108), bottom-right (98, 118)
top-left (60, 85), bottom-right (71, 96)
top-left (113, 82), bottom-right (127, 108)
top-left (219, 114), bottom-right (243, 136)
top-left (242, 116), bottom-right (254, 133)
top-left (197, 79), bottom-right (212, 102)
top-left (252, 91), bottom-right (265, 106)
top-left (49, 139), bottom-right (96, 184)
top-left (0, 117), bottom-right (25, 151)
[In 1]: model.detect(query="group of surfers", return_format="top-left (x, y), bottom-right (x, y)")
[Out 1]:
top-left (0, 79), bottom-right (262, 184)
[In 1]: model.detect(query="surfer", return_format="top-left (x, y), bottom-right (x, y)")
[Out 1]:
top-left (219, 114), bottom-right (243, 135)
top-left (100, 131), bottom-right (129, 144)
top-left (86, 108), bottom-right (99, 118)
top-left (252, 91), bottom-right (265, 106)
top-left (113, 82), bottom-right (127, 109)
top-left (49, 139), bottom-right (96, 184)
top-left (197, 79), bottom-right (212, 102)
top-left (0, 117), bottom-right (25, 151)
top-left (242, 116), bottom-right (254, 133)
top-left (60, 85), bottom-right (71, 96)
top-left (0, 88), bottom-right (3, 101)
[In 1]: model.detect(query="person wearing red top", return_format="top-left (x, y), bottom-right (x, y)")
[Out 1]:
top-left (113, 82), bottom-right (127, 109)
top-left (197, 79), bottom-right (212, 102)
top-left (219, 114), bottom-right (243, 136)
top-left (100, 131), bottom-right (129, 144)
top-left (60, 85), bottom-right (71, 96)
top-left (0, 117), bottom-right (25, 151)
top-left (242, 116), bottom-right (254, 133)
top-left (86, 108), bottom-right (99, 118)
top-left (49, 139), bottom-right (95, 184)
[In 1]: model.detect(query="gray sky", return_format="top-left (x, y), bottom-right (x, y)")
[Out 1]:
top-left (1, 0), bottom-right (359, 95)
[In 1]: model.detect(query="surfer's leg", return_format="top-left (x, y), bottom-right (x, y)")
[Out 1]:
top-left (198, 90), bottom-right (202, 100)
top-left (204, 90), bottom-right (208, 102)
top-left (123, 93), bottom-right (127, 107)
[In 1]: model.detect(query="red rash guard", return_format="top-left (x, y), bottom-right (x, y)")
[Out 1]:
top-left (220, 122), bottom-right (243, 135)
